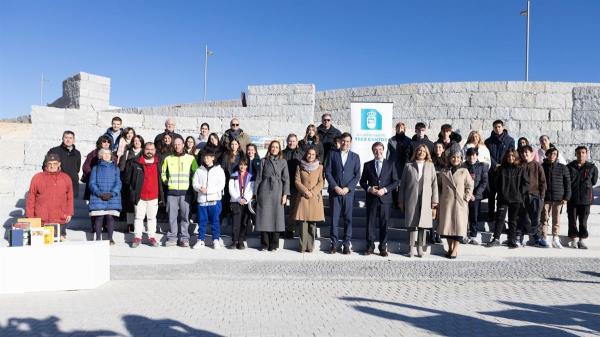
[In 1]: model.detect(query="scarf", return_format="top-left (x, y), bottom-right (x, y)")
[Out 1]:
top-left (228, 129), bottom-right (242, 140)
top-left (301, 160), bottom-right (320, 172)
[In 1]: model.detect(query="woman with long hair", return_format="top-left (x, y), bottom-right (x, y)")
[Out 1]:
top-left (116, 127), bottom-right (136, 163)
top-left (185, 136), bottom-right (199, 156)
top-left (431, 142), bottom-right (447, 172)
top-left (298, 124), bottom-right (324, 161)
top-left (398, 144), bottom-right (439, 257)
top-left (254, 140), bottom-right (290, 251)
top-left (228, 158), bottom-right (254, 250)
top-left (199, 132), bottom-right (223, 164)
top-left (517, 137), bottom-right (539, 162)
top-left (437, 150), bottom-right (474, 259)
top-left (462, 130), bottom-right (491, 166)
top-left (119, 135), bottom-right (145, 230)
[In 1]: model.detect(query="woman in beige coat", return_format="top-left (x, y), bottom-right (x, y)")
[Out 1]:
top-left (398, 144), bottom-right (439, 257)
top-left (437, 150), bottom-right (474, 259)
top-left (292, 148), bottom-right (325, 252)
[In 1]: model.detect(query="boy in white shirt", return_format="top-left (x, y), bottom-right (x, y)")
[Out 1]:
top-left (192, 151), bottom-right (226, 248)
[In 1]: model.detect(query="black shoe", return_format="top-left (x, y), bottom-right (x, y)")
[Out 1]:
top-left (329, 244), bottom-right (337, 254)
top-left (487, 239), bottom-right (501, 247)
top-left (434, 234), bottom-right (443, 244)
top-left (365, 246), bottom-right (375, 256)
top-left (507, 241), bottom-right (519, 249)
top-left (380, 249), bottom-right (389, 257)
top-left (342, 245), bottom-right (351, 255)
top-left (237, 242), bottom-right (245, 250)
top-left (459, 237), bottom-right (468, 244)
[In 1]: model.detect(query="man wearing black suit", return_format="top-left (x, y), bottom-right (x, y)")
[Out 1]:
top-left (360, 142), bottom-right (399, 256)
top-left (325, 132), bottom-right (361, 254)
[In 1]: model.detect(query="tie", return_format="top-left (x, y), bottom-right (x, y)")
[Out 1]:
top-left (376, 161), bottom-right (381, 177)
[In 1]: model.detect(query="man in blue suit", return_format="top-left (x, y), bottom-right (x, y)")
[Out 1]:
top-left (326, 132), bottom-right (361, 254)
top-left (360, 142), bottom-right (399, 256)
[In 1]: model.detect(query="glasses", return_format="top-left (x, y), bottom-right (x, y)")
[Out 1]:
top-left (322, 119), bottom-right (331, 122)
top-left (231, 123), bottom-right (239, 127)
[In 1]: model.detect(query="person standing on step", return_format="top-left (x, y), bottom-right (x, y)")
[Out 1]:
top-left (484, 120), bottom-right (516, 221)
top-left (537, 135), bottom-right (566, 165)
top-left (566, 146), bottom-right (598, 249)
top-left (154, 118), bottom-right (182, 151)
top-left (104, 116), bottom-right (123, 154)
top-left (196, 123), bottom-right (210, 152)
top-left (387, 122), bottom-right (412, 206)
top-left (359, 142), bottom-right (399, 257)
top-left (399, 144), bottom-right (439, 258)
top-left (46, 130), bottom-right (81, 198)
top-left (464, 148), bottom-right (489, 246)
top-left (26, 153), bottom-right (74, 242)
top-left (487, 149), bottom-right (529, 248)
top-left (192, 150), bottom-right (226, 249)
top-left (410, 122), bottom-right (434, 156)
top-left (541, 147), bottom-right (571, 249)
top-left (228, 158), bottom-right (254, 250)
top-left (317, 113), bottom-right (342, 166)
top-left (254, 140), bottom-right (290, 251)
top-left (299, 124), bottom-right (325, 163)
top-left (88, 149), bottom-right (122, 245)
top-left (437, 150), bottom-right (474, 259)
top-left (126, 142), bottom-right (163, 248)
top-left (161, 137), bottom-right (198, 247)
top-left (325, 132), bottom-right (361, 255)
top-left (292, 148), bottom-right (325, 253)
top-left (220, 118), bottom-right (251, 153)
top-left (517, 145), bottom-right (546, 247)
top-left (282, 134), bottom-right (303, 239)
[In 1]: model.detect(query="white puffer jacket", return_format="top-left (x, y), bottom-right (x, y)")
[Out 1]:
top-left (192, 164), bottom-right (226, 203)
top-left (228, 171), bottom-right (254, 203)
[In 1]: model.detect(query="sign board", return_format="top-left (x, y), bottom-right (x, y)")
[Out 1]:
top-left (350, 102), bottom-right (394, 169)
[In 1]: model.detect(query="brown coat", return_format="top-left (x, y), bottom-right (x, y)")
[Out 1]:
top-left (399, 161), bottom-right (439, 229)
top-left (437, 168), bottom-right (474, 237)
top-left (292, 164), bottom-right (325, 222)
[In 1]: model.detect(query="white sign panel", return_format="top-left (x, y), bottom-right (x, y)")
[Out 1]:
top-left (350, 102), bottom-right (394, 169)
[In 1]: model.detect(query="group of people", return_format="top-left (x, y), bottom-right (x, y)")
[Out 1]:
top-left (24, 113), bottom-right (598, 258)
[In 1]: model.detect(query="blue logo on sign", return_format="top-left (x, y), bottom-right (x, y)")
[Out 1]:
top-left (361, 109), bottom-right (382, 130)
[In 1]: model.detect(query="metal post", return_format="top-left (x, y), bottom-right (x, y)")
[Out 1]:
top-left (203, 45), bottom-right (208, 102)
top-left (525, 0), bottom-right (530, 81)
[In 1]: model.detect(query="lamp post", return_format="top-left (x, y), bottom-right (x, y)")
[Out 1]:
top-left (203, 45), bottom-right (214, 101)
top-left (520, 0), bottom-right (531, 81)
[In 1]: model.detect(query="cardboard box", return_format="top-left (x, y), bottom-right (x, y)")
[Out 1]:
top-left (17, 218), bottom-right (42, 228)
top-left (44, 223), bottom-right (60, 243)
top-left (30, 228), bottom-right (45, 246)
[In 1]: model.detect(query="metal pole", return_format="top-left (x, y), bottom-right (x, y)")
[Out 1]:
top-left (525, 0), bottom-right (530, 81)
top-left (203, 45), bottom-right (208, 101)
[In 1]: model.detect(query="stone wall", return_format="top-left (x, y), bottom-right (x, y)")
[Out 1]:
top-left (50, 72), bottom-right (111, 110)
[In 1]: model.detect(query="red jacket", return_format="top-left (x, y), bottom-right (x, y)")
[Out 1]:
top-left (25, 171), bottom-right (74, 225)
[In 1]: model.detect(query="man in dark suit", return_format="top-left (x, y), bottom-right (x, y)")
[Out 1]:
top-left (325, 132), bottom-right (361, 255)
top-left (360, 142), bottom-right (399, 256)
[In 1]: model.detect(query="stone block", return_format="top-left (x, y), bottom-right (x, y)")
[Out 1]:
top-left (68, 125), bottom-right (105, 143)
top-left (557, 130), bottom-right (599, 145)
top-left (97, 112), bottom-right (144, 129)
top-left (535, 93), bottom-right (570, 109)
top-left (425, 93), bottom-right (470, 107)
top-left (31, 123), bottom-right (64, 141)
top-left (440, 82), bottom-right (479, 93)
top-left (459, 107), bottom-right (489, 119)
top-left (268, 121), bottom-right (306, 138)
top-left (132, 129), bottom-right (164, 143)
top-left (247, 84), bottom-right (314, 95)
top-left (489, 107), bottom-right (512, 119)
top-left (478, 82), bottom-right (508, 92)
top-left (572, 110), bottom-right (600, 130)
top-left (141, 115), bottom-right (195, 131)
top-left (496, 92), bottom-right (525, 107)
top-left (31, 106), bottom-right (65, 125)
top-left (24, 140), bottom-right (57, 166)
top-left (0, 141), bottom-right (25, 168)
top-left (544, 82), bottom-right (577, 93)
top-left (469, 92), bottom-right (496, 107)
top-left (470, 119), bottom-right (485, 132)
top-left (510, 108), bottom-right (550, 121)
top-left (450, 119), bottom-right (472, 136)
top-left (64, 108), bottom-right (97, 126)
top-left (506, 81), bottom-right (546, 93)
top-left (550, 109), bottom-right (572, 121)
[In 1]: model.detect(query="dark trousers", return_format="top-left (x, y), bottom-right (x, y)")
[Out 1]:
top-left (468, 199), bottom-right (481, 238)
top-left (494, 202), bottom-right (521, 242)
top-left (366, 201), bottom-right (390, 250)
top-left (518, 193), bottom-right (542, 239)
top-left (487, 167), bottom-right (497, 221)
top-left (261, 232), bottom-right (280, 250)
top-left (231, 203), bottom-right (251, 243)
top-left (567, 204), bottom-right (590, 239)
top-left (94, 214), bottom-right (114, 241)
top-left (330, 193), bottom-right (354, 246)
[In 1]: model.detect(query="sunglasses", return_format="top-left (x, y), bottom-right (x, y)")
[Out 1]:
top-left (231, 123), bottom-right (239, 126)
top-left (323, 119), bottom-right (331, 122)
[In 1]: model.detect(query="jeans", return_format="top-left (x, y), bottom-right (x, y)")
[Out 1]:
top-left (468, 199), bottom-right (481, 238)
top-left (134, 198), bottom-right (159, 239)
top-left (166, 195), bottom-right (191, 243)
top-left (567, 204), bottom-right (590, 239)
top-left (494, 202), bottom-right (521, 242)
top-left (197, 201), bottom-right (222, 241)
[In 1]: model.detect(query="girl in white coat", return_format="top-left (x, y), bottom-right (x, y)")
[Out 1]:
top-left (228, 158), bottom-right (254, 249)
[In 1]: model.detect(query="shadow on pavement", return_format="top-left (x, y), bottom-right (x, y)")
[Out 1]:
top-left (0, 315), bottom-right (223, 337)
top-left (546, 270), bottom-right (600, 284)
top-left (341, 297), bottom-right (599, 336)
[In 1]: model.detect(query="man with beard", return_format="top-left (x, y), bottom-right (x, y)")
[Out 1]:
top-left (125, 142), bottom-right (164, 248)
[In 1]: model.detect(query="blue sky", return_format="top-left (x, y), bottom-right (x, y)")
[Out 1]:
top-left (1, 0), bottom-right (599, 118)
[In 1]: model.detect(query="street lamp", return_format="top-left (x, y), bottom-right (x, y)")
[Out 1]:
top-left (520, 0), bottom-right (531, 81)
top-left (203, 45), bottom-right (214, 101)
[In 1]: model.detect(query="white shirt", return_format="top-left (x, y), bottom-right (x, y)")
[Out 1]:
top-left (341, 150), bottom-right (350, 166)
top-left (416, 161), bottom-right (425, 180)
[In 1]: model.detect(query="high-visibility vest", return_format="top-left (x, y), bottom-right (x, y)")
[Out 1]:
top-left (161, 154), bottom-right (198, 192)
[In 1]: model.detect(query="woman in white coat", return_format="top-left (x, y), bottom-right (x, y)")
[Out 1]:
top-left (228, 158), bottom-right (254, 249)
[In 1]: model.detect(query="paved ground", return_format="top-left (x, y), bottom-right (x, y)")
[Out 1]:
top-left (1, 251), bottom-right (600, 337)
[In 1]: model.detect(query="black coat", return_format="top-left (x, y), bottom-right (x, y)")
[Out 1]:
top-left (359, 159), bottom-right (399, 205)
top-left (386, 133), bottom-right (412, 178)
top-left (494, 164), bottom-right (529, 204)
top-left (317, 124), bottom-right (342, 161)
top-left (464, 161), bottom-right (489, 200)
top-left (283, 146), bottom-right (304, 195)
top-left (410, 135), bottom-right (434, 155)
top-left (542, 160), bottom-right (571, 202)
top-left (298, 138), bottom-right (325, 162)
top-left (567, 161), bottom-right (598, 205)
top-left (47, 144), bottom-right (81, 198)
top-left (124, 157), bottom-right (165, 207)
top-left (484, 130), bottom-right (515, 167)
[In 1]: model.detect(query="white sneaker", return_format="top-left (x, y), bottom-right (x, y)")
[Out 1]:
top-left (568, 239), bottom-right (577, 249)
top-left (193, 241), bottom-right (206, 249)
top-left (552, 236), bottom-right (563, 249)
top-left (213, 239), bottom-right (221, 249)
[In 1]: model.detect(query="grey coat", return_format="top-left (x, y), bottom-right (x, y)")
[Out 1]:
top-left (398, 161), bottom-right (439, 229)
top-left (254, 157), bottom-right (290, 232)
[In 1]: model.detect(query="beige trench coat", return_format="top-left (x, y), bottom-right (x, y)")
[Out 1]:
top-left (292, 165), bottom-right (325, 222)
top-left (398, 161), bottom-right (439, 229)
top-left (437, 168), bottom-right (474, 237)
